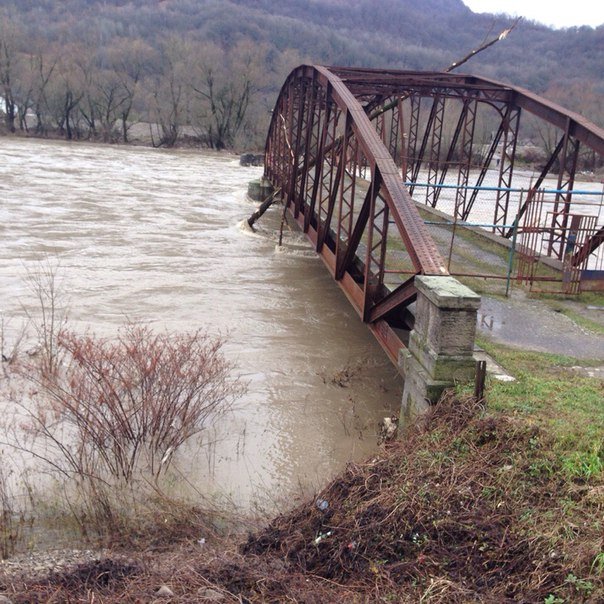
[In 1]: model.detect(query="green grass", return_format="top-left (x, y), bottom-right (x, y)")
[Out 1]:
top-left (560, 308), bottom-right (604, 335)
top-left (538, 298), bottom-right (604, 335)
top-left (532, 290), bottom-right (604, 308)
top-left (470, 339), bottom-right (604, 480)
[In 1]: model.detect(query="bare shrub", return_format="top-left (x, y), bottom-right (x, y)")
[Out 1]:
top-left (1, 314), bottom-right (28, 376)
top-left (0, 460), bottom-right (26, 559)
top-left (23, 324), bottom-right (243, 483)
top-left (22, 259), bottom-right (68, 377)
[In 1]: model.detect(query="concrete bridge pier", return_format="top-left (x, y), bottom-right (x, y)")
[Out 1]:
top-left (399, 276), bottom-right (481, 420)
top-left (247, 178), bottom-right (274, 202)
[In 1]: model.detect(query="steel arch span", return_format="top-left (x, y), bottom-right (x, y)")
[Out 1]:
top-left (263, 65), bottom-right (604, 361)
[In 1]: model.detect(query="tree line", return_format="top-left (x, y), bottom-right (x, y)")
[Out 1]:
top-left (0, 0), bottom-right (602, 150)
top-left (0, 18), bottom-right (299, 149)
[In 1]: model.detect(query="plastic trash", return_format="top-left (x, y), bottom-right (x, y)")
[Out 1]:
top-left (313, 531), bottom-right (332, 545)
top-left (315, 498), bottom-right (329, 511)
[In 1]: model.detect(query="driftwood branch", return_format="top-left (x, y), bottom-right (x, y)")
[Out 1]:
top-left (247, 188), bottom-right (281, 229)
top-left (369, 19), bottom-right (521, 121)
top-left (444, 18), bottom-right (521, 73)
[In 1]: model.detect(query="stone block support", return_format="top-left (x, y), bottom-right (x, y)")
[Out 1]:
top-left (399, 276), bottom-right (480, 419)
top-left (248, 178), bottom-right (274, 202)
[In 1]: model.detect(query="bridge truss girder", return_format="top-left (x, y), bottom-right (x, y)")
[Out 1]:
top-left (264, 66), bottom-right (604, 360)
top-left (266, 66), bottom-right (448, 362)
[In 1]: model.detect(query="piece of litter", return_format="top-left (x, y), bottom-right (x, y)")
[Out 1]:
top-left (315, 498), bottom-right (329, 511)
top-left (313, 531), bottom-right (333, 545)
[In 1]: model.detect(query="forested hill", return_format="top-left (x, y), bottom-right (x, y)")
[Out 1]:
top-left (4, 0), bottom-right (602, 87)
top-left (1, 0), bottom-right (602, 148)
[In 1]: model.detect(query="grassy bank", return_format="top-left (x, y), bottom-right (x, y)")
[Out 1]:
top-left (1, 343), bottom-right (602, 603)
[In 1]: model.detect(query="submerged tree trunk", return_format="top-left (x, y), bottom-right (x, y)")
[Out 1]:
top-left (247, 189), bottom-right (279, 229)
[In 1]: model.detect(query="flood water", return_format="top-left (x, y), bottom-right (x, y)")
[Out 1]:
top-left (0, 137), bottom-right (401, 510)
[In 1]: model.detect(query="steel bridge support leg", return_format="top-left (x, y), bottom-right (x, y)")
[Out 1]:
top-left (454, 99), bottom-right (477, 220)
top-left (494, 106), bottom-right (521, 234)
top-left (406, 96), bottom-right (421, 195)
top-left (426, 96), bottom-right (445, 208)
top-left (462, 103), bottom-right (515, 222)
top-left (548, 126), bottom-right (580, 259)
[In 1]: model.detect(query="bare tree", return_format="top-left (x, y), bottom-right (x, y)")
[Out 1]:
top-left (190, 40), bottom-right (265, 150)
top-left (28, 49), bottom-right (57, 135)
top-left (44, 47), bottom-right (85, 140)
top-left (75, 47), bottom-right (100, 139)
top-left (23, 259), bottom-right (68, 378)
top-left (146, 37), bottom-right (191, 148)
top-left (0, 17), bottom-right (20, 132)
top-left (20, 324), bottom-right (243, 482)
top-left (108, 38), bottom-right (154, 143)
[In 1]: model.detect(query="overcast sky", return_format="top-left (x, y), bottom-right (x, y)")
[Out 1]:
top-left (462, 0), bottom-right (604, 29)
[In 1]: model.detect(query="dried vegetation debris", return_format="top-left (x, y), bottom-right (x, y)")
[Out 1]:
top-left (242, 394), bottom-right (603, 602)
top-left (2, 394), bottom-right (603, 602)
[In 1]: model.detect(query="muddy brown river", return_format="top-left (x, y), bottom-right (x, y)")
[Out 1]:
top-left (0, 137), bottom-right (400, 511)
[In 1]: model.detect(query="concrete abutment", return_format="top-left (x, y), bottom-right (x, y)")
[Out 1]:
top-left (399, 276), bottom-right (480, 420)
top-left (247, 178), bottom-right (274, 202)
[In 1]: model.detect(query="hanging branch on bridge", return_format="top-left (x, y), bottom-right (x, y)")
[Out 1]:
top-left (246, 112), bottom-right (293, 229)
top-left (368, 18), bottom-right (521, 121)
top-left (278, 197), bottom-right (290, 247)
top-left (444, 18), bottom-right (521, 73)
top-left (279, 112), bottom-right (295, 161)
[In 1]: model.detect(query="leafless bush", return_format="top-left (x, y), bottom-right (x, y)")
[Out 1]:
top-left (0, 459), bottom-right (26, 559)
top-left (1, 314), bottom-right (28, 374)
top-left (23, 324), bottom-right (244, 484)
top-left (22, 259), bottom-right (68, 377)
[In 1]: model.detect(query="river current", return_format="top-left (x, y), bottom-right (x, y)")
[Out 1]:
top-left (0, 137), bottom-right (400, 510)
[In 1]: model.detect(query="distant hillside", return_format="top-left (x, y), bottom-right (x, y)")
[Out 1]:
top-left (1, 0), bottom-right (602, 148)
top-left (3, 0), bottom-right (602, 88)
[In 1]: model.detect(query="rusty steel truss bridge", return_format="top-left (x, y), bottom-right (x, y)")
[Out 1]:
top-left (262, 65), bottom-right (604, 363)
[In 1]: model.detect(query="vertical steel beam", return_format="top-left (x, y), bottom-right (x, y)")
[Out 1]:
top-left (406, 96), bottom-right (421, 193)
top-left (462, 105), bottom-right (508, 220)
top-left (387, 97), bottom-right (401, 163)
top-left (410, 95), bottom-right (443, 204)
top-left (289, 80), bottom-right (308, 219)
top-left (454, 99), bottom-right (477, 219)
top-left (317, 149), bottom-right (344, 253)
top-left (316, 106), bottom-right (342, 253)
top-left (335, 176), bottom-right (377, 281)
top-left (397, 97), bottom-right (407, 177)
top-left (506, 135), bottom-right (566, 238)
top-left (548, 122), bottom-right (580, 259)
top-left (431, 99), bottom-right (475, 209)
top-left (362, 170), bottom-right (384, 320)
top-left (295, 77), bottom-right (318, 226)
top-left (334, 112), bottom-right (352, 259)
top-left (493, 104), bottom-right (521, 234)
top-left (426, 96), bottom-right (445, 208)
top-left (336, 120), bottom-right (358, 263)
top-left (306, 91), bottom-right (332, 234)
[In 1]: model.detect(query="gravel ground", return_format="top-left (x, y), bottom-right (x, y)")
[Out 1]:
top-left (478, 291), bottom-right (604, 360)
top-left (0, 548), bottom-right (105, 581)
